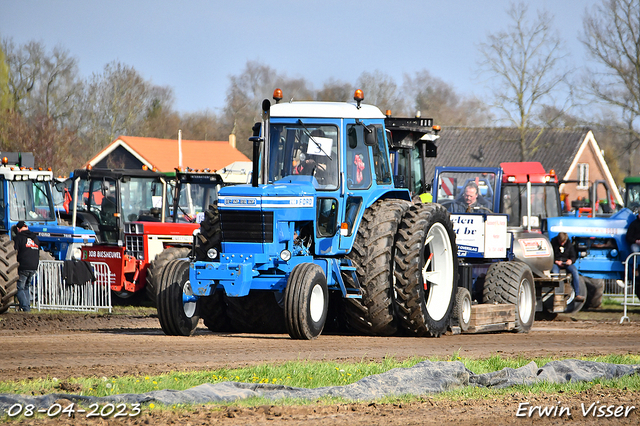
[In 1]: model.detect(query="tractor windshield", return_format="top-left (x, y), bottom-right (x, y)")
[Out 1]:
top-left (120, 177), bottom-right (165, 222)
top-left (436, 172), bottom-right (497, 213)
top-left (626, 182), bottom-right (640, 211)
top-left (174, 180), bottom-right (221, 222)
top-left (9, 180), bottom-right (55, 221)
top-left (501, 183), bottom-right (561, 228)
top-left (268, 123), bottom-right (339, 190)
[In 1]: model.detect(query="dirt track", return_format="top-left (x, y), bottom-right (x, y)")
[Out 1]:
top-left (1, 308), bottom-right (639, 425)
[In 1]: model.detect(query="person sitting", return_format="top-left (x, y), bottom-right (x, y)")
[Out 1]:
top-left (551, 232), bottom-right (584, 302)
top-left (460, 181), bottom-right (491, 212)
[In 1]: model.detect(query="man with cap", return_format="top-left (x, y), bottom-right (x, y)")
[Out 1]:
top-left (13, 221), bottom-right (40, 312)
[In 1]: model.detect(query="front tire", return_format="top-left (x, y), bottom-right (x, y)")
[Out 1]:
top-left (284, 263), bottom-right (328, 340)
top-left (146, 247), bottom-right (190, 307)
top-left (483, 261), bottom-right (535, 333)
top-left (394, 203), bottom-right (458, 337)
top-left (157, 259), bottom-right (199, 336)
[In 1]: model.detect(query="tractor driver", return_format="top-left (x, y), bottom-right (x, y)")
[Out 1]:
top-left (461, 181), bottom-right (490, 212)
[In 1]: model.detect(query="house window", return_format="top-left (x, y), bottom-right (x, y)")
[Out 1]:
top-left (577, 163), bottom-right (589, 189)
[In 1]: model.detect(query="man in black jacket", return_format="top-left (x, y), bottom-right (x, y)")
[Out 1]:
top-left (551, 232), bottom-right (584, 302)
top-left (14, 221), bottom-right (40, 312)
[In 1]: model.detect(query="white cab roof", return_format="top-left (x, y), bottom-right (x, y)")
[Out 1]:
top-left (270, 102), bottom-right (385, 120)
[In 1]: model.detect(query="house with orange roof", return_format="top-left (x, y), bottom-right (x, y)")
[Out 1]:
top-left (85, 135), bottom-right (250, 173)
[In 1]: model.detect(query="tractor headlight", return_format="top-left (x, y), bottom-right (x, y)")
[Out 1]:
top-left (72, 247), bottom-right (82, 260)
top-left (280, 249), bottom-right (292, 261)
top-left (609, 248), bottom-right (618, 258)
top-left (207, 248), bottom-right (218, 260)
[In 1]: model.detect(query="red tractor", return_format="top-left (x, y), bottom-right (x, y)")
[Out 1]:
top-left (66, 167), bottom-right (223, 303)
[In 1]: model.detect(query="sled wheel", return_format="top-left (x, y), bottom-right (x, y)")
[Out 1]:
top-left (146, 247), bottom-right (190, 306)
top-left (453, 287), bottom-right (472, 332)
top-left (157, 259), bottom-right (199, 336)
top-left (343, 199), bottom-right (410, 336)
top-left (284, 263), bottom-right (328, 340)
top-left (394, 203), bottom-right (458, 337)
top-left (483, 261), bottom-right (535, 332)
top-left (565, 275), bottom-right (587, 314)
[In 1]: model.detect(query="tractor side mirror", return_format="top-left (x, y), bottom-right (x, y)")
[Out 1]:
top-left (364, 125), bottom-right (377, 146)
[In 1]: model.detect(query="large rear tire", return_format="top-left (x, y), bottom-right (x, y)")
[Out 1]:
top-left (199, 291), bottom-right (230, 332)
top-left (394, 203), bottom-right (458, 337)
top-left (483, 261), bottom-right (535, 333)
top-left (192, 203), bottom-right (229, 331)
top-left (583, 276), bottom-right (604, 310)
top-left (194, 204), bottom-right (222, 261)
top-left (0, 235), bottom-right (19, 314)
top-left (157, 259), bottom-right (199, 336)
top-left (343, 199), bottom-right (410, 336)
top-left (146, 247), bottom-right (190, 307)
top-left (284, 263), bottom-right (328, 339)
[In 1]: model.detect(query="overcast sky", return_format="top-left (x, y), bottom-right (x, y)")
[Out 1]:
top-left (1, 0), bottom-right (600, 114)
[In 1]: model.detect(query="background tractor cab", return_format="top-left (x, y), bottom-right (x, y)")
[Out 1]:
top-left (0, 156), bottom-right (95, 260)
top-left (386, 113), bottom-right (439, 201)
top-left (65, 167), bottom-right (168, 245)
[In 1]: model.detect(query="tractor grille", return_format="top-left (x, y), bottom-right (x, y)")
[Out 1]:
top-left (125, 235), bottom-right (144, 259)
top-left (220, 210), bottom-right (273, 243)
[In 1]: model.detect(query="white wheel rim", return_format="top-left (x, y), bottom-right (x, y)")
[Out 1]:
top-left (309, 283), bottom-right (325, 323)
top-left (518, 278), bottom-right (533, 324)
top-left (462, 296), bottom-right (471, 325)
top-left (422, 222), bottom-right (454, 321)
top-left (183, 280), bottom-right (197, 318)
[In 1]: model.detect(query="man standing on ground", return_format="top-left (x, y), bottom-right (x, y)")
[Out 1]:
top-left (14, 221), bottom-right (40, 312)
top-left (551, 232), bottom-right (584, 302)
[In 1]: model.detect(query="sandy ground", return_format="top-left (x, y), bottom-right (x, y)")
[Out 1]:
top-left (1, 306), bottom-right (639, 425)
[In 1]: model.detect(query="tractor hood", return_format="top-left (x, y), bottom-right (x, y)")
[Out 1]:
top-left (218, 176), bottom-right (317, 209)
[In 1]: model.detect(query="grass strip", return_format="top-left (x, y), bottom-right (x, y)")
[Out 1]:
top-left (0, 354), bottom-right (638, 399)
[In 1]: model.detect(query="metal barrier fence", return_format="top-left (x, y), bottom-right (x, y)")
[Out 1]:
top-left (621, 253), bottom-right (639, 323)
top-left (603, 278), bottom-right (627, 298)
top-left (35, 260), bottom-right (112, 313)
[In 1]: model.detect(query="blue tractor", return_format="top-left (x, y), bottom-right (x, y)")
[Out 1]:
top-left (0, 157), bottom-right (96, 313)
top-left (546, 176), bottom-right (640, 303)
top-left (157, 90), bottom-right (459, 339)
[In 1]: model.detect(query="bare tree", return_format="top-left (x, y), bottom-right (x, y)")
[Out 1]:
top-left (478, 2), bottom-right (570, 160)
top-left (2, 38), bottom-right (44, 115)
top-left (581, 0), bottom-right (640, 176)
top-left (357, 70), bottom-right (405, 115)
top-left (316, 78), bottom-right (351, 102)
top-left (402, 69), bottom-right (491, 126)
top-left (80, 61), bottom-right (174, 153)
top-left (0, 43), bottom-right (12, 111)
top-left (223, 60), bottom-right (313, 158)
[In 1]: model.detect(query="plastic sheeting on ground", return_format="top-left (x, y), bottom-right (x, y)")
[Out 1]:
top-left (1, 359), bottom-right (638, 410)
